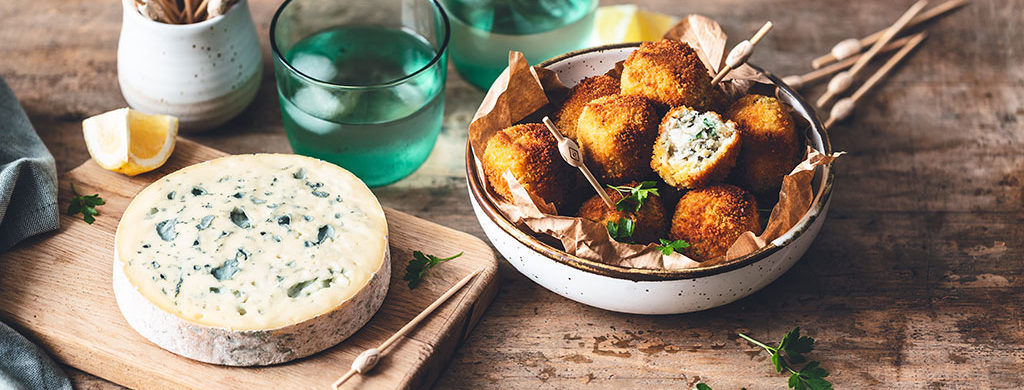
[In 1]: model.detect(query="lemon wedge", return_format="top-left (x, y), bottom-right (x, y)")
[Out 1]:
top-left (594, 5), bottom-right (680, 45)
top-left (83, 108), bottom-right (178, 176)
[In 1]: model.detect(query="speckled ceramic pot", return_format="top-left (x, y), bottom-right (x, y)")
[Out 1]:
top-left (117, 0), bottom-right (262, 132)
top-left (467, 43), bottom-right (835, 314)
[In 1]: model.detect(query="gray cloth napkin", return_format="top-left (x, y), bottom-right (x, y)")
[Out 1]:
top-left (0, 323), bottom-right (71, 390)
top-left (0, 76), bottom-right (59, 251)
top-left (0, 75), bottom-right (71, 390)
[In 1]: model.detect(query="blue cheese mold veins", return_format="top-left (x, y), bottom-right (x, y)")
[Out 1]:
top-left (112, 154), bottom-right (390, 366)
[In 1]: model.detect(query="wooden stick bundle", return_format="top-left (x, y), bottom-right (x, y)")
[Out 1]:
top-left (824, 33), bottom-right (927, 128)
top-left (134, 0), bottom-right (235, 24)
top-left (815, 0), bottom-right (927, 108)
top-left (811, 0), bottom-right (967, 69)
top-left (782, 34), bottom-right (919, 90)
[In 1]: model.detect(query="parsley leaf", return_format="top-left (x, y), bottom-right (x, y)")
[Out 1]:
top-left (695, 384), bottom-right (713, 390)
top-left (606, 181), bottom-right (659, 213)
top-left (779, 327), bottom-right (815, 364)
top-left (694, 117), bottom-right (719, 139)
top-left (791, 361), bottom-right (831, 390)
top-left (656, 238), bottom-right (690, 255)
top-left (739, 327), bottom-right (832, 390)
top-left (606, 218), bottom-right (635, 243)
top-left (67, 182), bottom-right (105, 224)
top-left (403, 251), bottom-right (463, 289)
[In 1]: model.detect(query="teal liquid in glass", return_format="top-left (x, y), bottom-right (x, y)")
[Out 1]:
top-left (444, 0), bottom-right (596, 90)
top-left (278, 26), bottom-right (445, 187)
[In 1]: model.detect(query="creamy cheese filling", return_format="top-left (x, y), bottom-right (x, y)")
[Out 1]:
top-left (662, 108), bottom-right (736, 169)
top-left (116, 154), bottom-right (388, 331)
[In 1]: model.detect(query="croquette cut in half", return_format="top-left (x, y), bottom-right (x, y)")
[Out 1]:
top-left (725, 94), bottom-right (803, 194)
top-left (577, 182), bottom-right (668, 244)
top-left (620, 39), bottom-right (720, 111)
top-left (552, 75), bottom-right (621, 141)
top-left (670, 184), bottom-right (762, 262)
top-left (651, 106), bottom-right (740, 189)
top-left (575, 94), bottom-right (660, 184)
top-left (482, 123), bottom-right (578, 211)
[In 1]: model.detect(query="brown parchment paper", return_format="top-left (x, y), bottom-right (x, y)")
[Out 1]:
top-left (468, 15), bottom-right (841, 270)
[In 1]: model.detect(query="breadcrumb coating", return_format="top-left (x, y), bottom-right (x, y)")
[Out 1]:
top-left (620, 39), bottom-right (719, 110)
top-left (670, 184), bottom-right (761, 261)
top-left (651, 106), bottom-right (740, 189)
top-left (725, 94), bottom-right (803, 194)
top-left (482, 123), bottom-right (578, 211)
top-left (552, 75), bottom-right (621, 141)
top-left (575, 94), bottom-right (660, 184)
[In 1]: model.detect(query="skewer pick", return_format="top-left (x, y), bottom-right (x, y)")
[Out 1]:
top-left (710, 21), bottom-right (773, 86)
top-left (332, 271), bottom-right (480, 389)
top-left (541, 117), bottom-right (615, 210)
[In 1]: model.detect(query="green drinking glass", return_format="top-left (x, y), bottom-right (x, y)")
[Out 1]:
top-left (441, 0), bottom-right (598, 90)
top-left (270, 0), bottom-right (450, 187)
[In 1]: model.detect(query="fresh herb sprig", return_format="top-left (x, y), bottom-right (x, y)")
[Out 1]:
top-left (656, 238), bottom-right (690, 255)
top-left (606, 218), bottom-right (635, 243)
top-left (694, 117), bottom-right (719, 140)
top-left (606, 181), bottom-right (659, 213)
top-left (739, 327), bottom-right (832, 390)
top-left (403, 251), bottom-right (463, 289)
top-left (67, 183), bottom-right (104, 224)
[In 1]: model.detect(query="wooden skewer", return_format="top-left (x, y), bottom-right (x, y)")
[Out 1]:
top-left (782, 34), bottom-right (920, 89)
top-left (193, 0), bottom-right (209, 20)
top-left (816, 0), bottom-right (927, 108)
top-left (160, 0), bottom-right (182, 23)
top-left (824, 33), bottom-right (927, 128)
top-left (812, 0), bottom-right (967, 68)
top-left (710, 21), bottom-right (774, 86)
top-left (332, 271), bottom-right (481, 389)
top-left (184, 0), bottom-right (194, 23)
top-left (541, 117), bottom-right (615, 210)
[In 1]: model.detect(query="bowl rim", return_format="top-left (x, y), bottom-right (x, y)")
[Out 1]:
top-left (465, 42), bottom-right (834, 281)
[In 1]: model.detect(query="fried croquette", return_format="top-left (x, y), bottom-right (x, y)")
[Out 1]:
top-left (651, 106), bottom-right (740, 189)
top-left (575, 94), bottom-right (660, 183)
top-left (725, 94), bottom-right (803, 194)
top-left (577, 182), bottom-right (668, 244)
top-left (620, 39), bottom-right (719, 110)
top-left (669, 184), bottom-right (761, 261)
top-left (482, 123), bottom-right (577, 210)
top-left (552, 75), bottom-right (621, 141)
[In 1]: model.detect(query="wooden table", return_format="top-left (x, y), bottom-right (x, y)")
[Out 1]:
top-left (2, 0), bottom-right (1021, 388)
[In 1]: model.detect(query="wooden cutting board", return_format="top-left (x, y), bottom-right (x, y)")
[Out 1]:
top-left (0, 139), bottom-right (499, 389)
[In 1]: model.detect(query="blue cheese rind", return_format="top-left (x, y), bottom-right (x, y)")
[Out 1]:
top-left (113, 154), bottom-right (389, 366)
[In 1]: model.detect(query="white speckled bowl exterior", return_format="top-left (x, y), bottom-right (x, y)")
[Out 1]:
top-left (467, 43), bottom-right (834, 314)
top-left (117, 0), bottom-right (262, 132)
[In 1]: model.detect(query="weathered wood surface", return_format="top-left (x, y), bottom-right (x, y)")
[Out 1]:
top-left (0, 139), bottom-right (500, 389)
top-left (1, 0), bottom-right (1022, 388)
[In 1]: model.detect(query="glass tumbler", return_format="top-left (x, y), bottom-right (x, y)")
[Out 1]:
top-left (270, 0), bottom-right (450, 187)
top-left (441, 0), bottom-right (598, 90)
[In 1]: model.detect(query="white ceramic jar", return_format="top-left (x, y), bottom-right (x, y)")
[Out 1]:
top-left (117, 0), bottom-right (262, 132)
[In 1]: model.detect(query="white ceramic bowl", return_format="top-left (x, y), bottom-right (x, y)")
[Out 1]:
top-left (117, 0), bottom-right (263, 132)
top-left (466, 43), bottom-right (835, 314)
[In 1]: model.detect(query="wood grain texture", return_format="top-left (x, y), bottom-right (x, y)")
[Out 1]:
top-left (1, 0), bottom-right (1022, 388)
top-left (0, 140), bottom-right (499, 389)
